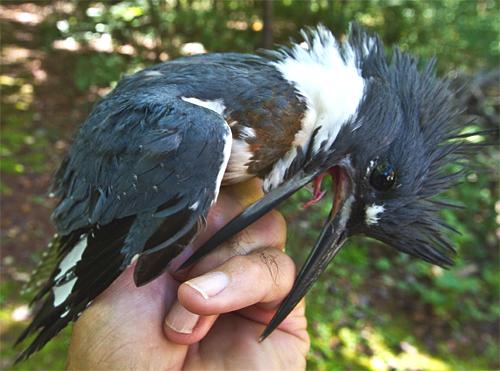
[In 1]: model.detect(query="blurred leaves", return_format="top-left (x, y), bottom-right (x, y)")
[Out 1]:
top-left (74, 53), bottom-right (125, 91)
top-left (0, 76), bottom-right (49, 175)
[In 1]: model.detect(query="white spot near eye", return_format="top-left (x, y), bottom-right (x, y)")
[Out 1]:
top-left (365, 204), bottom-right (384, 225)
top-left (189, 201), bottom-right (199, 210)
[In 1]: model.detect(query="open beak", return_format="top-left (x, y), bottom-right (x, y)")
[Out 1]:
top-left (260, 165), bottom-right (354, 340)
top-left (178, 159), bottom-right (355, 341)
top-left (179, 171), bottom-right (318, 270)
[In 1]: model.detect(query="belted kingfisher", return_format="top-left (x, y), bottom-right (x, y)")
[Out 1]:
top-left (16, 23), bottom-right (471, 360)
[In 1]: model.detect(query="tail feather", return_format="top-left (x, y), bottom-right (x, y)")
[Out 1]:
top-left (15, 259), bottom-right (123, 363)
top-left (15, 294), bottom-right (65, 347)
top-left (16, 208), bottom-right (202, 362)
top-left (24, 233), bottom-right (81, 305)
top-left (15, 217), bottom-right (135, 362)
top-left (15, 301), bottom-right (68, 362)
top-left (135, 210), bottom-right (200, 285)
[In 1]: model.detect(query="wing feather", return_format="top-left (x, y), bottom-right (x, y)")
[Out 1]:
top-left (17, 90), bottom-right (232, 361)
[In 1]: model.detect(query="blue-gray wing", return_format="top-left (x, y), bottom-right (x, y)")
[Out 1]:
top-left (51, 89), bottom-right (230, 234)
top-left (16, 89), bottom-right (231, 362)
top-left (50, 88), bottom-right (232, 283)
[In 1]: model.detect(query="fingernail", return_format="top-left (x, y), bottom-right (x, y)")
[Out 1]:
top-left (165, 301), bottom-right (199, 334)
top-left (184, 271), bottom-right (229, 300)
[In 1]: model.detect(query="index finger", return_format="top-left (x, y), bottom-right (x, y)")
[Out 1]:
top-left (169, 178), bottom-right (287, 279)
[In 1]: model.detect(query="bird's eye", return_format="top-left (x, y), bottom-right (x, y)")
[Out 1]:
top-left (369, 160), bottom-right (396, 191)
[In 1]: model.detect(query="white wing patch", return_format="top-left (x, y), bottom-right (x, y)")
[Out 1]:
top-left (52, 235), bottom-right (87, 306)
top-left (181, 97), bottom-right (226, 116)
top-left (213, 125), bottom-right (232, 203)
top-left (54, 235), bottom-right (86, 281)
top-left (365, 204), bottom-right (385, 225)
top-left (53, 277), bottom-right (77, 307)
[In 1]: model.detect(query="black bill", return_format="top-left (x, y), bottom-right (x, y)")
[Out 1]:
top-left (260, 166), bottom-right (353, 340)
top-left (178, 171), bottom-right (319, 270)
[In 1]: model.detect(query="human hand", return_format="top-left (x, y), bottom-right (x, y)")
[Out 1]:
top-left (66, 179), bottom-right (310, 370)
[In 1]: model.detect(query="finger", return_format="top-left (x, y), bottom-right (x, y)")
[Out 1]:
top-left (162, 301), bottom-right (219, 345)
top-left (179, 246), bottom-right (296, 316)
top-left (169, 208), bottom-right (286, 283)
top-left (184, 209), bottom-right (287, 280)
top-left (169, 180), bottom-right (286, 279)
top-left (163, 209), bottom-right (287, 345)
top-left (163, 246), bottom-right (296, 344)
top-left (163, 180), bottom-right (289, 345)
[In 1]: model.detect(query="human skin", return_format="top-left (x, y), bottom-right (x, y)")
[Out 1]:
top-left (66, 179), bottom-right (310, 370)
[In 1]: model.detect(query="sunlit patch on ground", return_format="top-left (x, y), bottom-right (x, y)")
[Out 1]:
top-left (336, 327), bottom-right (450, 371)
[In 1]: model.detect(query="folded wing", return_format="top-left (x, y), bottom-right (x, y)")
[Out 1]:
top-left (16, 89), bottom-right (232, 361)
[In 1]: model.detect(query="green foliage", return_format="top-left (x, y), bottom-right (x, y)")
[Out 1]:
top-left (0, 280), bottom-right (70, 370)
top-left (0, 77), bottom-right (51, 176)
top-left (1, 0), bottom-right (498, 369)
top-left (74, 53), bottom-right (126, 91)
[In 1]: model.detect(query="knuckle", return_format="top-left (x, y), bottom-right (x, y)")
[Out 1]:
top-left (257, 250), bottom-right (280, 284)
top-left (261, 211), bottom-right (287, 249)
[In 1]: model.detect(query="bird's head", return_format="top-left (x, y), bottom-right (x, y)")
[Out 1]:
top-left (300, 24), bottom-right (462, 268)
top-left (306, 78), bottom-right (460, 266)
top-left (184, 24), bottom-right (474, 338)
top-left (258, 24), bottom-right (470, 335)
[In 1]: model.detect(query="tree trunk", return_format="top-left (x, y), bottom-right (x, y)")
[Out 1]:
top-left (262, 0), bottom-right (273, 49)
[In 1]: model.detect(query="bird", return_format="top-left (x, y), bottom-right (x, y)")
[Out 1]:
top-left (16, 23), bottom-right (473, 361)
